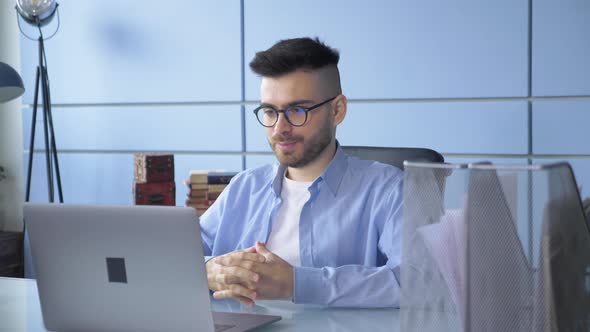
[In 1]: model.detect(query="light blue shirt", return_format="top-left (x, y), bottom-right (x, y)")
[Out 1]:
top-left (200, 144), bottom-right (403, 307)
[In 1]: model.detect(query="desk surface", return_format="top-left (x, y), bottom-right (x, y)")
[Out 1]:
top-left (0, 277), bottom-right (404, 332)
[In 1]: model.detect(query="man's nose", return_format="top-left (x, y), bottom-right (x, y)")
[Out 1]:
top-left (273, 113), bottom-right (292, 134)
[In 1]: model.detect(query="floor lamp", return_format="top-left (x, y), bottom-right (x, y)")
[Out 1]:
top-left (0, 61), bottom-right (25, 278)
top-left (0, 62), bottom-right (25, 103)
top-left (16, 0), bottom-right (63, 203)
top-left (0, 61), bottom-right (26, 180)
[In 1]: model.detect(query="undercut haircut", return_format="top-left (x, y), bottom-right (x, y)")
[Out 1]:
top-left (249, 37), bottom-right (340, 77)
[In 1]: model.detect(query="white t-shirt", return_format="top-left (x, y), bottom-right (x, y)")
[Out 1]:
top-left (265, 175), bottom-right (312, 267)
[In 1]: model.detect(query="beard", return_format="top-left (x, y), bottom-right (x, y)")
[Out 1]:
top-left (269, 118), bottom-right (333, 168)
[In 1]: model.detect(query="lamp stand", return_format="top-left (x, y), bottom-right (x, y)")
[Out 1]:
top-left (25, 36), bottom-right (63, 203)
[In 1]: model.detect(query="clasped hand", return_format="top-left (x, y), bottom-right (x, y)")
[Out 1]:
top-left (206, 242), bottom-right (294, 305)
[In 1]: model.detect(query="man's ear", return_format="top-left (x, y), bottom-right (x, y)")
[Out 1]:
top-left (332, 95), bottom-right (347, 126)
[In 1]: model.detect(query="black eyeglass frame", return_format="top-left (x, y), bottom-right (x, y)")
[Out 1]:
top-left (253, 96), bottom-right (338, 127)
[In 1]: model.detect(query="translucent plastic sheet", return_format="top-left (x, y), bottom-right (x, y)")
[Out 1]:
top-left (400, 162), bottom-right (590, 332)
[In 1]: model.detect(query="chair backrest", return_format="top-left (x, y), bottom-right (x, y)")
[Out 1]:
top-left (341, 146), bottom-right (444, 169)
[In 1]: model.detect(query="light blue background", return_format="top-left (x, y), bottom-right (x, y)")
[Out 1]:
top-left (19, 0), bottom-right (590, 205)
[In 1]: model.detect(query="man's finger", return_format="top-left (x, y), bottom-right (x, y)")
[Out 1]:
top-left (211, 286), bottom-right (254, 306)
top-left (238, 251), bottom-right (266, 262)
top-left (228, 251), bottom-right (266, 264)
top-left (218, 255), bottom-right (264, 271)
top-left (226, 266), bottom-right (260, 282)
top-left (213, 284), bottom-right (257, 301)
top-left (240, 246), bottom-right (257, 253)
top-left (214, 273), bottom-right (240, 285)
top-left (212, 264), bottom-right (260, 283)
top-left (254, 241), bottom-right (273, 258)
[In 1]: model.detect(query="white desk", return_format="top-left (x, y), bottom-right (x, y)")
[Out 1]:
top-left (0, 277), bottom-right (404, 332)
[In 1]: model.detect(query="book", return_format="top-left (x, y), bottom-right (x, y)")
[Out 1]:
top-left (186, 169), bottom-right (232, 216)
top-left (206, 191), bottom-right (222, 201)
top-left (185, 201), bottom-right (210, 210)
top-left (189, 189), bottom-right (208, 199)
top-left (190, 183), bottom-right (208, 191)
top-left (189, 170), bottom-right (209, 184)
top-left (185, 198), bottom-right (209, 206)
top-left (207, 171), bottom-right (238, 185)
top-left (207, 184), bottom-right (227, 193)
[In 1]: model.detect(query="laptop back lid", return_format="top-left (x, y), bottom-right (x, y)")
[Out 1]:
top-left (24, 203), bottom-right (215, 332)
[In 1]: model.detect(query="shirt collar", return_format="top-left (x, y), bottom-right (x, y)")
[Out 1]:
top-left (271, 164), bottom-right (286, 196)
top-left (271, 141), bottom-right (348, 197)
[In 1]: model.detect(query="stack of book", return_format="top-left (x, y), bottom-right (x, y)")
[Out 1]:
top-left (186, 170), bottom-right (237, 216)
top-left (133, 154), bottom-right (175, 206)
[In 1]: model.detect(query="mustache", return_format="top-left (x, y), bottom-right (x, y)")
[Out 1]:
top-left (270, 134), bottom-right (303, 144)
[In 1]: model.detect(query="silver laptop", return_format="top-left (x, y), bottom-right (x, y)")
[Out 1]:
top-left (24, 203), bottom-right (281, 332)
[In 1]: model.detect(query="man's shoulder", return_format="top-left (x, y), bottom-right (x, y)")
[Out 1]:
top-left (230, 163), bottom-right (277, 186)
top-left (345, 155), bottom-right (403, 182)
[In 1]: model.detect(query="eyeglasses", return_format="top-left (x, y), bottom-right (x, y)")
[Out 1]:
top-left (253, 96), bottom-right (338, 127)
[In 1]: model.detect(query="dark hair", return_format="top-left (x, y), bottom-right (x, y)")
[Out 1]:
top-left (249, 37), bottom-right (340, 77)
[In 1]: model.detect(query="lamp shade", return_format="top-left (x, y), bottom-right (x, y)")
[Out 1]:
top-left (0, 62), bottom-right (25, 102)
top-left (16, 0), bottom-right (58, 26)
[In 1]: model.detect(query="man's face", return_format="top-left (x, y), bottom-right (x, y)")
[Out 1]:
top-left (260, 70), bottom-right (335, 168)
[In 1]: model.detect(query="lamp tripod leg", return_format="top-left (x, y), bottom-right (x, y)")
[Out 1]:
top-left (39, 64), bottom-right (54, 203)
top-left (42, 67), bottom-right (64, 203)
top-left (26, 37), bottom-right (65, 204)
top-left (25, 67), bottom-right (41, 203)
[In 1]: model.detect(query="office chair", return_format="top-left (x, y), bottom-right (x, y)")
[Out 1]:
top-left (341, 146), bottom-right (444, 169)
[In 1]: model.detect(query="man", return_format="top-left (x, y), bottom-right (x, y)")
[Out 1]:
top-left (200, 37), bottom-right (403, 308)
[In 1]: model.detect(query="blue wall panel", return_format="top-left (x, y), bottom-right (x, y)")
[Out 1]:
top-left (247, 101), bottom-right (528, 154)
top-left (533, 0), bottom-right (590, 96)
top-left (16, 0), bottom-right (590, 207)
top-left (24, 153), bottom-right (242, 206)
top-left (245, 0), bottom-right (528, 101)
top-left (20, 0), bottom-right (242, 104)
top-left (533, 101), bottom-right (590, 154)
top-left (22, 105), bottom-right (242, 151)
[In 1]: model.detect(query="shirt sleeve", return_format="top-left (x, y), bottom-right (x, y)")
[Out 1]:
top-left (293, 176), bottom-right (403, 308)
top-left (199, 176), bottom-right (234, 257)
top-left (293, 264), bottom-right (401, 307)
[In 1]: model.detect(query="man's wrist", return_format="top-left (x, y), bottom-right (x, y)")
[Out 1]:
top-left (204, 255), bottom-right (215, 264)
